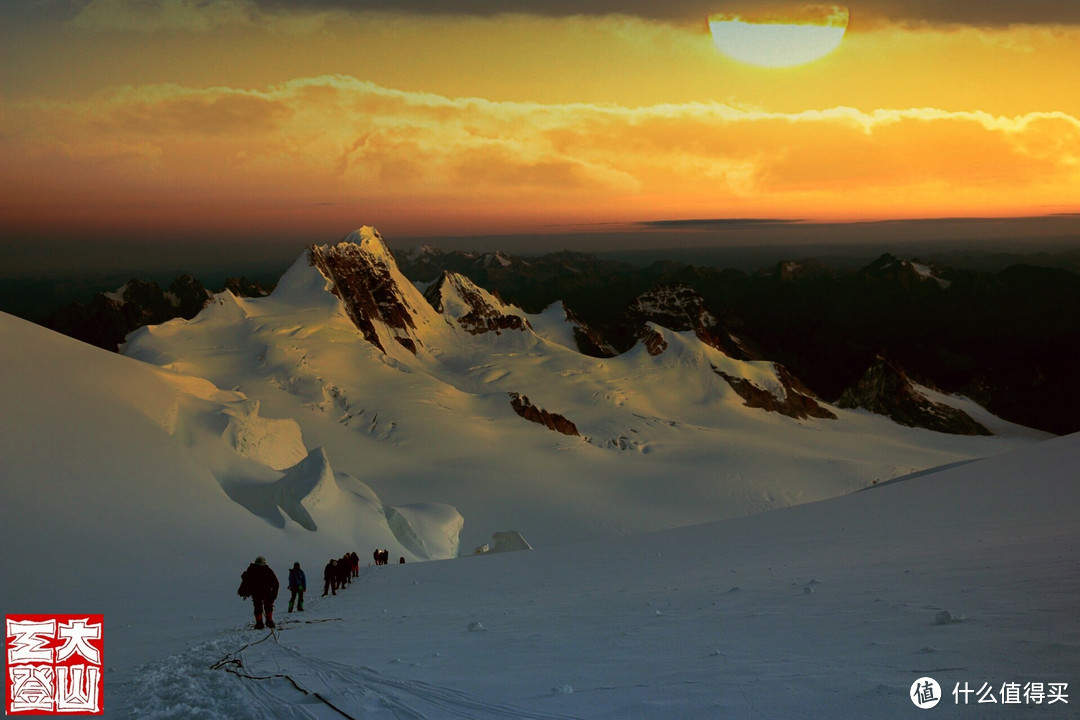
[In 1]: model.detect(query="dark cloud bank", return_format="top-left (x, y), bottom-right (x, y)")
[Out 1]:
top-left (253, 0), bottom-right (1080, 26)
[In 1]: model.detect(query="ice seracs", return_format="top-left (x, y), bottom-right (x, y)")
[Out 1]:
top-left (474, 530), bottom-right (533, 555)
top-left (268, 447), bottom-right (341, 530)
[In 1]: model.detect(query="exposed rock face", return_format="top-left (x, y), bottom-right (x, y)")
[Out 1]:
top-left (508, 392), bottom-right (579, 436)
top-left (224, 276), bottom-right (274, 299)
top-left (713, 363), bottom-right (837, 420)
top-left (626, 284), bottom-right (748, 359)
top-left (165, 274), bottom-right (213, 318)
top-left (638, 325), bottom-right (669, 356)
top-left (424, 271), bottom-right (529, 335)
top-left (838, 355), bottom-right (991, 435)
top-left (562, 305), bottom-right (618, 357)
top-left (307, 227), bottom-right (434, 355)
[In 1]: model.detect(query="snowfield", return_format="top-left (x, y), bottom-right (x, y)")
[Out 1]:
top-left (119, 433), bottom-right (1080, 719)
top-left (1, 230), bottom-right (1075, 718)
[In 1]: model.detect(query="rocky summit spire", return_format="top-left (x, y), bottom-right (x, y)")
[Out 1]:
top-left (307, 227), bottom-right (441, 355)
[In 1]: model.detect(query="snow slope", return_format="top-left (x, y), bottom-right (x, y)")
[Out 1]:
top-left (121, 431), bottom-right (1080, 719)
top-left (0, 311), bottom-right (460, 667)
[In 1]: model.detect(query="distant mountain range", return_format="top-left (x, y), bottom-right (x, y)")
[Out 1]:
top-left (397, 246), bottom-right (1080, 436)
top-left (24, 237), bottom-right (1080, 435)
top-left (38, 275), bottom-right (273, 352)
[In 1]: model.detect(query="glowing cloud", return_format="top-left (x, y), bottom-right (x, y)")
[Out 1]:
top-left (2, 76), bottom-right (1079, 239)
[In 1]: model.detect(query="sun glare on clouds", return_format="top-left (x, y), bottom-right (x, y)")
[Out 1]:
top-left (710, 5), bottom-right (849, 68)
top-left (3, 2), bottom-right (1080, 240)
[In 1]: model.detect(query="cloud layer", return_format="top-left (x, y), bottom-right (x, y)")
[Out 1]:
top-left (61, 0), bottom-right (1080, 28)
top-left (4, 76), bottom-right (1078, 236)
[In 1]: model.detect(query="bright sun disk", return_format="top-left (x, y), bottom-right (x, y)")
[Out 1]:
top-left (709, 5), bottom-right (849, 68)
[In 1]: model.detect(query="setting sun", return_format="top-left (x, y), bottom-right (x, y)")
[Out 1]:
top-left (1, 1), bottom-right (1078, 244)
top-left (709, 5), bottom-right (849, 67)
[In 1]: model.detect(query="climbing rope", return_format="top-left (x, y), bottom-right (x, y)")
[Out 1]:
top-left (210, 567), bottom-right (386, 720)
top-left (210, 619), bottom-right (355, 719)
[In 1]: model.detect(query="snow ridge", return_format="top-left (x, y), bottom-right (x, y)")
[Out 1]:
top-left (271, 447), bottom-right (340, 531)
top-left (425, 271), bottom-right (530, 336)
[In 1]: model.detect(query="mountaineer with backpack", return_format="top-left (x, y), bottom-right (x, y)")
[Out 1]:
top-left (238, 556), bottom-right (279, 629)
top-left (287, 562), bottom-right (306, 612)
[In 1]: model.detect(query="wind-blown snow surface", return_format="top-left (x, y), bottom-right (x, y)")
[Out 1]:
top-left (119, 435), bottom-right (1080, 718)
top-left (120, 433), bottom-right (1080, 720)
top-left (1, 309), bottom-right (1077, 718)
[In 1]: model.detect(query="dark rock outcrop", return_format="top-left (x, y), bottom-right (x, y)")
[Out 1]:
top-left (838, 355), bottom-right (991, 435)
top-left (564, 305), bottom-right (618, 357)
top-left (625, 284), bottom-right (750, 359)
top-left (767, 258), bottom-right (837, 284)
top-left (307, 228), bottom-right (431, 355)
top-left (638, 326), bottom-right (668, 356)
top-left (423, 271), bottom-right (529, 335)
top-left (224, 276), bottom-right (275, 298)
top-left (508, 392), bottom-right (579, 436)
top-left (860, 253), bottom-right (940, 289)
top-left (713, 364), bottom-right (837, 420)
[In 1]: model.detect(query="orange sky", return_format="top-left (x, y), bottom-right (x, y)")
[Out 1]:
top-left (2, 2), bottom-right (1079, 245)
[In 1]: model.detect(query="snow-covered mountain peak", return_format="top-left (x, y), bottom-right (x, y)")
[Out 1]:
top-left (110, 226), bottom-right (1052, 561)
top-left (627, 284), bottom-right (751, 360)
top-left (482, 251), bottom-right (513, 268)
top-left (424, 271), bottom-right (530, 335)
top-left (341, 225), bottom-right (392, 259)
top-left (268, 251), bottom-right (347, 312)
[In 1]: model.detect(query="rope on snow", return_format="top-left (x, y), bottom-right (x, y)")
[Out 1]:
top-left (210, 624), bottom-right (358, 720)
